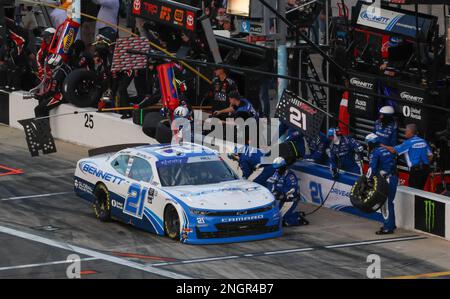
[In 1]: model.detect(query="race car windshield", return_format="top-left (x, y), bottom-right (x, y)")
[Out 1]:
top-left (158, 160), bottom-right (239, 187)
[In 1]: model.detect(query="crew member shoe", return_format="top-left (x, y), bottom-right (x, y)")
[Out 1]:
top-left (376, 228), bottom-right (394, 235)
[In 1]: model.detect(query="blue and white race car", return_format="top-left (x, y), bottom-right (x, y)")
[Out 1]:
top-left (74, 143), bottom-right (282, 244)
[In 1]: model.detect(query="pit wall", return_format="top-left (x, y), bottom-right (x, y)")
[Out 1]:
top-left (7, 91), bottom-right (450, 241)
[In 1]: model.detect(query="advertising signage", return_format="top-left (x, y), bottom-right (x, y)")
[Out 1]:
top-left (131, 0), bottom-right (200, 32)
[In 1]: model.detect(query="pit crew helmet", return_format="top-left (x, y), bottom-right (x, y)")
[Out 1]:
top-left (41, 27), bottom-right (56, 38)
top-left (174, 105), bottom-right (190, 119)
top-left (365, 133), bottom-right (379, 144)
top-left (379, 106), bottom-right (395, 115)
top-left (273, 157), bottom-right (287, 169)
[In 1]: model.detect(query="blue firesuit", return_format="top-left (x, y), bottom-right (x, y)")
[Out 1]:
top-left (306, 132), bottom-right (330, 165)
top-left (329, 136), bottom-right (364, 175)
top-left (374, 119), bottom-right (398, 146)
top-left (283, 128), bottom-right (306, 158)
top-left (233, 98), bottom-right (259, 119)
top-left (266, 169), bottom-right (301, 226)
top-left (233, 145), bottom-right (275, 185)
top-left (367, 146), bottom-right (398, 231)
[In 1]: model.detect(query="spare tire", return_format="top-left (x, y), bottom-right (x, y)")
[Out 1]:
top-left (155, 119), bottom-right (173, 144)
top-left (350, 175), bottom-right (389, 214)
top-left (62, 69), bottom-right (102, 108)
top-left (142, 112), bottom-right (165, 139)
top-left (279, 141), bottom-right (302, 166)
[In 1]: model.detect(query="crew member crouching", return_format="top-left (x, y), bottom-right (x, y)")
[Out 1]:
top-left (266, 157), bottom-right (308, 226)
top-left (366, 133), bottom-right (398, 235)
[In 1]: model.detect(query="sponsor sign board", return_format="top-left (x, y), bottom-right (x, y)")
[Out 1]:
top-left (415, 196), bottom-right (446, 237)
top-left (348, 71), bottom-right (377, 119)
top-left (131, 0), bottom-right (200, 32)
top-left (275, 91), bottom-right (326, 140)
top-left (356, 4), bottom-right (436, 40)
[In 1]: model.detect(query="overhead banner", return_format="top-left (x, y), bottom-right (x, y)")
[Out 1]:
top-left (275, 90), bottom-right (326, 140)
top-left (356, 3), bottom-right (436, 40)
top-left (131, 0), bottom-right (200, 32)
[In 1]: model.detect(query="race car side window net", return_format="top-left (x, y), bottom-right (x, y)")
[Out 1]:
top-left (111, 155), bottom-right (130, 176)
top-left (129, 157), bottom-right (154, 183)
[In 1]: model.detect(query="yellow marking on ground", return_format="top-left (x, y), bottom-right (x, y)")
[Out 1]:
top-left (386, 271), bottom-right (450, 279)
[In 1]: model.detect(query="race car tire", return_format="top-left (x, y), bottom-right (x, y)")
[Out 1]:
top-left (93, 183), bottom-right (112, 222)
top-left (164, 205), bottom-right (180, 241)
top-left (62, 69), bottom-right (102, 108)
top-left (350, 175), bottom-right (389, 214)
top-left (155, 119), bottom-right (173, 144)
top-left (142, 112), bottom-right (165, 139)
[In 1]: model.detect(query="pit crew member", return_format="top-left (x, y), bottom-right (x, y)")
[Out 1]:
top-left (374, 106), bottom-right (398, 146)
top-left (383, 124), bottom-right (433, 190)
top-left (36, 27), bottom-right (56, 80)
top-left (34, 54), bottom-right (71, 117)
top-left (203, 65), bottom-right (239, 115)
top-left (266, 157), bottom-right (307, 226)
top-left (366, 133), bottom-right (398, 235)
top-left (213, 90), bottom-right (259, 120)
top-left (328, 128), bottom-right (364, 177)
top-left (305, 132), bottom-right (330, 166)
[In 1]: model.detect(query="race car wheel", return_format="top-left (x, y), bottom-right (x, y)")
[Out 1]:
top-left (350, 175), bottom-right (389, 214)
top-left (164, 205), bottom-right (180, 241)
top-left (93, 183), bottom-right (111, 222)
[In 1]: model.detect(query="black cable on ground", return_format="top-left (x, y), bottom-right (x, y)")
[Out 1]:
top-left (304, 178), bottom-right (338, 216)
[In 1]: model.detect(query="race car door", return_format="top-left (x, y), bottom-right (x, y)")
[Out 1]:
top-left (120, 156), bottom-right (161, 234)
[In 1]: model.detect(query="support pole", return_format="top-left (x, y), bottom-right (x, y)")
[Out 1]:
top-left (277, 0), bottom-right (288, 101)
top-left (71, 0), bottom-right (81, 24)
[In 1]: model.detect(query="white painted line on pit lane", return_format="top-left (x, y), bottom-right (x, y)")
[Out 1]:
top-left (0, 225), bottom-right (192, 279)
top-left (180, 256), bottom-right (240, 264)
top-left (264, 247), bottom-right (314, 255)
top-left (0, 257), bottom-right (98, 271)
top-left (323, 236), bottom-right (425, 249)
top-left (151, 235), bottom-right (426, 267)
top-left (0, 192), bottom-right (72, 201)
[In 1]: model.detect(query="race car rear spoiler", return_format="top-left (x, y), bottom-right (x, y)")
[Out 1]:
top-left (88, 144), bottom-right (150, 157)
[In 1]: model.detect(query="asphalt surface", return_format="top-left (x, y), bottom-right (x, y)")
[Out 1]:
top-left (1, 125), bottom-right (450, 279)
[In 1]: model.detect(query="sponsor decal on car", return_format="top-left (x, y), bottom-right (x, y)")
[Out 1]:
top-left (221, 214), bottom-right (264, 223)
top-left (74, 179), bottom-right (94, 193)
top-left (79, 161), bottom-right (125, 185)
top-left (180, 186), bottom-right (261, 197)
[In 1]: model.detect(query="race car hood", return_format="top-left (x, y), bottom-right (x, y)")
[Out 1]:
top-left (163, 180), bottom-right (274, 211)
